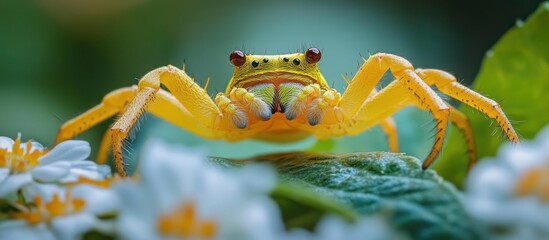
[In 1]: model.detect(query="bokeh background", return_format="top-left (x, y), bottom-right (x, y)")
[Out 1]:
top-left (0, 0), bottom-right (541, 163)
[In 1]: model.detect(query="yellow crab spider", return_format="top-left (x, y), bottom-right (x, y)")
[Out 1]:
top-left (54, 48), bottom-right (519, 177)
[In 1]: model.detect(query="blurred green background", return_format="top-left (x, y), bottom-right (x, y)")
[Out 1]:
top-left (0, 0), bottom-right (541, 162)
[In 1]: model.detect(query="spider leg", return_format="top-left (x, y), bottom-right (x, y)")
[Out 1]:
top-left (368, 88), bottom-right (399, 152)
top-left (90, 87), bottom-right (215, 165)
top-left (379, 117), bottom-right (399, 152)
top-left (447, 105), bottom-right (477, 170)
top-left (56, 66), bottom-right (228, 176)
top-left (97, 129), bottom-right (112, 164)
top-left (54, 87), bottom-right (132, 145)
top-left (336, 57), bottom-right (516, 169)
top-left (341, 81), bottom-right (477, 169)
top-left (339, 53), bottom-right (450, 169)
top-left (113, 66), bottom-right (229, 176)
top-left (109, 87), bottom-right (156, 176)
top-left (56, 85), bottom-right (215, 173)
top-left (415, 69), bottom-right (519, 143)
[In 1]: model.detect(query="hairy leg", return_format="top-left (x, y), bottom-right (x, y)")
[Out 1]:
top-left (55, 87), bottom-right (135, 145)
top-left (447, 105), bottom-right (477, 170)
top-left (90, 87), bottom-right (217, 165)
top-left (415, 69), bottom-right (519, 143)
top-left (336, 54), bottom-right (517, 169)
top-left (110, 66), bottom-right (228, 176)
top-left (338, 53), bottom-right (450, 168)
top-left (57, 65), bottom-right (230, 176)
top-left (341, 81), bottom-right (477, 169)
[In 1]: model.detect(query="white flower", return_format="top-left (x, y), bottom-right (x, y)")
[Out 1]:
top-left (286, 214), bottom-right (408, 240)
top-left (0, 134), bottom-right (111, 198)
top-left (0, 183), bottom-right (119, 240)
top-left (465, 125), bottom-right (549, 239)
top-left (115, 139), bottom-right (284, 240)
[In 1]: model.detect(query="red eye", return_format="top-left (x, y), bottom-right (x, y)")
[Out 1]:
top-left (230, 50), bottom-right (246, 66)
top-left (305, 47), bottom-right (321, 64)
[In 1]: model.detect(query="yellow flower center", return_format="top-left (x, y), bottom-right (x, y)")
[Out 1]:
top-left (11, 191), bottom-right (86, 225)
top-left (514, 163), bottom-right (549, 202)
top-left (0, 136), bottom-right (48, 173)
top-left (68, 176), bottom-right (113, 188)
top-left (156, 202), bottom-right (217, 238)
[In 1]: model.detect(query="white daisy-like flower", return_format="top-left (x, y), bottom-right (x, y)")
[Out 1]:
top-left (0, 182), bottom-right (119, 240)
top-left (115, 139), bottom-right (284, 240)
top-left (466, 125), bottom-right (549, 239)
top-left (286, 214), bottom-right (408, 240)
top-left (0, 134), bottom-right (111, 198)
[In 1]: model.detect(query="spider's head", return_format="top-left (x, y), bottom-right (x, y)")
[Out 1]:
top-left (225, 48), bottom-right (328, 93)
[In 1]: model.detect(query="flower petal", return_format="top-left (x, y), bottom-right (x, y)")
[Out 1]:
top-left (0, 219), bottom-right (28, 229)
top-left (0, 221), bottom-right (55, 240)
top-left (97, 164), bottom-right (112, 177)
top-left (115, 139), bottom-right (286, 240)
top-left (0, 168), bottom-right (9, 183)
top-left (31, 161), bottom-right (71, 182)
top-left (117, 212), bottom-right (161, 240)
top-left (464, 124), bottom-right (549, 240)
top-left (58, 161), bottom-right (110, 183)
top-left (116, 183), bottom-right (161, 240)
top-left (140, 139), bottom-right (205, 209)
top-left (0, 173), bottom-right (32, 197)
top-left (22, 182), bottom-right (64, 202)
top-left (220, 196), bottom-right (284, 240)
top-left (499, 142), bottom-right (545, 173)
top-left (72, 185), bottom-right (120, 215)
top-left (51, 213), bottom-right (96, 240)
top-left (27, 141), bottom-right (44, 153)
top-left (315, 215), bottom-right (396, 240)
top-left (237, 163), bottom-right (277, 194)
top-left (69, 160), bottom-right (98, 171)
top-left (39, 140), bottom-right (91, 165)
top-left (466, 160), bottom-right (515, 199)
top-left (0, 136), bottom-right (14, 150)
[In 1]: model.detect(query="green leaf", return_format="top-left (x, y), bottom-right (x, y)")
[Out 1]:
top-left (217, 152), bottom-right (476, 240)
top-left (208, 157), bottom-right (358, 230)
top-left (435, 2), bottom-right (549, 185)
top-left (270, 183), bottom-right (358, 230)
top-left (83, 230), bottom-right (115, 240)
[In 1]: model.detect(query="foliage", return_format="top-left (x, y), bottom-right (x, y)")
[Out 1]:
top-left (435, 2), bottom-right (549, 185)
top-left (214, 152), bottom-right (476, 240)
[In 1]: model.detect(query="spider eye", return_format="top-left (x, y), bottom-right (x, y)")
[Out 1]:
top-left (230, 50), bottom-right (246, 66)
top-left (305, 47), bottom-right (321, 64)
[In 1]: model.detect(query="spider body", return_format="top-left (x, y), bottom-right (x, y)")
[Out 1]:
top-left (219, 49), bottom-right (333, 142)
top-left (55, 48), bottom-right (519, 176)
